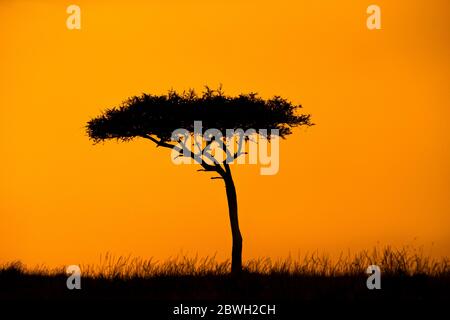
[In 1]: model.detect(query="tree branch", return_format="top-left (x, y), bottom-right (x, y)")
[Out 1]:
top-left (141, 134), bottom-right (176, 149)
top-left (231, 133), bottom-right (248, 160)
top-left (141, 134), bottom-right (219, 173)
top-left (199, 136), bottom-right (228, 177)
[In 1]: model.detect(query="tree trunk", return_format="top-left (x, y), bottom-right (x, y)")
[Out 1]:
top-left (224, 170), bottom-right (243, 274)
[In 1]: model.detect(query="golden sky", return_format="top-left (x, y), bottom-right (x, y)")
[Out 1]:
top-left (1, 0), bottom-right (449, 267)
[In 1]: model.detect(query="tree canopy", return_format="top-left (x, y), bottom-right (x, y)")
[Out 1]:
top-left (86, 87), bottom-right (312, 143)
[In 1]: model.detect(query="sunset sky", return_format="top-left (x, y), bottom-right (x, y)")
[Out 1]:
top-left (1, 0), bottom-right (449, 267)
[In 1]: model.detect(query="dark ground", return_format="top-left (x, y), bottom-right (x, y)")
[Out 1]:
top-left (1, 248), bottom-right (449, 317)
top-left (0, 270), bottom-right (448, 318)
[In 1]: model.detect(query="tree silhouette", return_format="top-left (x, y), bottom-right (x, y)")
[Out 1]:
top-left (86, 87), bottom-right (312, 273)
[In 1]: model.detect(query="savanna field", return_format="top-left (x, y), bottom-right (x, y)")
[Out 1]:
top-left (1, 247), bottom-right (448, 304)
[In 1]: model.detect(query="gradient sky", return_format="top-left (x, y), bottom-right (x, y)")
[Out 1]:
top-left (1, 0), bottom-right (449, 267)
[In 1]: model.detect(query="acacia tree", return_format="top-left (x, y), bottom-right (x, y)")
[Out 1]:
top-left (86, 87), bottom-right (312, 273)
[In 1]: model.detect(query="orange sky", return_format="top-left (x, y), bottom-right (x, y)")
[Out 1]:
top-left (1, 0), bottom-right (449, 267)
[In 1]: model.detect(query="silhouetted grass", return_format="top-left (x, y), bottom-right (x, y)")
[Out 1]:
top-left (1, 246), bottom-right (449, 303)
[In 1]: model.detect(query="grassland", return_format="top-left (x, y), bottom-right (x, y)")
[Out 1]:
top-left (1, 246), bottom-right (448, 305)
